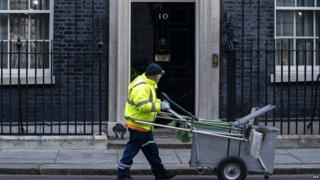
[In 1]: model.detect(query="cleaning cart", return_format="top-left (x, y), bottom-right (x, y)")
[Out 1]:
top-left (135, 93), bottom-right (279, 180)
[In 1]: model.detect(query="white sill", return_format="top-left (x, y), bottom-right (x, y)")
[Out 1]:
top-left (0, 76), bottom-right (55, 85)
top-left (271, 72), bottom-right (320, 83)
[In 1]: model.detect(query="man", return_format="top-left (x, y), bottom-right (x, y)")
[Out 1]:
top-left (117, 63), bottom-right (177, 180)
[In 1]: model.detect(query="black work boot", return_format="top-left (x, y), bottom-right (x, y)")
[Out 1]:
top-left (116, 175), bottom-right (133, 180)
top-left (155, 171), bottom-right (177, 180)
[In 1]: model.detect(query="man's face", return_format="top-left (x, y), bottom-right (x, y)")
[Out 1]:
top-left (155, 74), bottom-right (162, 83)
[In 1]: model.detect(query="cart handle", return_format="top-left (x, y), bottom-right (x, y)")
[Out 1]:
top-left (232, 104), bottom-right (275, 127)
top-left (135, 120), bottom-right (247, 141)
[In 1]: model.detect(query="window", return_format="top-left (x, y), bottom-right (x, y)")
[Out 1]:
top-left (275, 0), bottom-right (320, 82)
top-left (0, 0), bottom-right (53, 83)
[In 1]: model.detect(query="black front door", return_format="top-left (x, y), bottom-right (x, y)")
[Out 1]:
top-left (131, 2), bottom-right (195, 115)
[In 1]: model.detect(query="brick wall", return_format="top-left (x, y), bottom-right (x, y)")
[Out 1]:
top-left (0, 0), bottom-right (109, 134)
top-left (220, 0), bottom-right (319, 126)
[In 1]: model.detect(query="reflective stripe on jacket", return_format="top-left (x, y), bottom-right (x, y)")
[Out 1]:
top-left (124, 73), bottom-right (161, 131)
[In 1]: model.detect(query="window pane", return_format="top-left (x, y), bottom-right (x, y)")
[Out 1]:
top-left (0, 0), bottom-right (8, 10)
top-left (276, 0), bottom-right (295, 6)
top-left (297, 0), bottom-right (314, 6)
top-left (30, 41), bottom-right (49, 69)
top-left (276, 39), bottom-right (294, 65)
top-left (30, 14), bottom-right (49, 40)
top-left (30, 0), bottom-right (49, 10)
top-left (0, 15), bottom-right (8, 40)
top-left (318, 0), bottom-right (320, 6)
top-left (276, 11), bottom-right (294, 36)
top-left (0, 41), bottom-right (8, 68)
top-left (10, 41), bottom-right (27, 69)
top-left (297, 39), bottom-right (314, 65)
top-left (10, 0), bottom-right (28, 10)
top-left (10, 14), bottom-right (29, 40)
top-left (296, 11), bottom-right (313, 36)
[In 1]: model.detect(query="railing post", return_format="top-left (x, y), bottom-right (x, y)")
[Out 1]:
top-left (16, 37), bottom-right (24, 134)
top-left (98, 40), bottom-right (104, 135)
top-left (0, 40), bottom-right (3, 134)
top-left (96, 13), bottom-right (104, 135)
top-left (225, 17), bottom-right (237, 122)
top-left (226, 49), bottom-right (236, 122)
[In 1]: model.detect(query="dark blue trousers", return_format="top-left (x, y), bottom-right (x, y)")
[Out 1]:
top-left (117, 128), bottom-right (165, 177)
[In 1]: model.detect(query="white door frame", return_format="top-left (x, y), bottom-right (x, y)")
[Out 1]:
top-left (108, 0), bottom-right (220, 133)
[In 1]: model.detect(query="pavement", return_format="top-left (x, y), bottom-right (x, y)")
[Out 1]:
top-left (0, 148), bottom-right (320, 176)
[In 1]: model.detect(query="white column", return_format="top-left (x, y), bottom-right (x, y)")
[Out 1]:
top-left (197, 0), bottom-right (220, 120)
top-left (108, 0), bottom-right (118, 124)
top-left (116, 0), bottom-right (131, 122)
top-left (108, 0), bottom-right (131, 130)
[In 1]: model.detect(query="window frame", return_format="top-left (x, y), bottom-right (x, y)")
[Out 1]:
top-left (0, 0), bottom-right (54, 82)
top-left (274, 0), bottom-right (320, 82)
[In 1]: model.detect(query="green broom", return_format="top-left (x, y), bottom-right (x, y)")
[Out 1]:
top-left (195, 119), bottom-right (231, 133)
top-left (168, 119), bottom-right (233, 142)
top-left (168, 121), bottom-right (191, 143)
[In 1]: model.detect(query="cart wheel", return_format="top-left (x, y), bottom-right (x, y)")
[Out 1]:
top-left (217, 156), bottom-right (247, 180)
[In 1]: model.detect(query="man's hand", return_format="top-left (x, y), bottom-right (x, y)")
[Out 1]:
top-left (160, 101), bottom-right (170, 111)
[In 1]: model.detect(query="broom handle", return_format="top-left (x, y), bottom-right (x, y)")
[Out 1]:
top-left (158, 111), bottom-right (191, 119)
top-left (162, 92), bottom-right (199, 121)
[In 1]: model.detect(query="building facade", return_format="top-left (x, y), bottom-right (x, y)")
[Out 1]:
top-left (0, 0), bottom-right (319, 136)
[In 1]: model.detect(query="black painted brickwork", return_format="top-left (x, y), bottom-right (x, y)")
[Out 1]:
top-left (0, 0), bottom-right (109, 134)
top-left (220, 0), bottom-right (319, 122)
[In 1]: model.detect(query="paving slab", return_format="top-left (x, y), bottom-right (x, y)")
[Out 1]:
top-left (56, 151), bottom-right (117, 164)
top-left (174, 149), bottom-right (191, 164)
top-left (158, 149), bottom-right (176, 155)
top-left (274, 154), bottom-right (302, 164)
top-left (123, 150), bottom-right (181, 165)
top-left (158, 154), bottom-right (181, 164)
top-left (287, 149), bottom-right (320, 164)
top-left (0, 159), bottom-right (56, 164)
top-left (0, 150), bottom-right (58, 159)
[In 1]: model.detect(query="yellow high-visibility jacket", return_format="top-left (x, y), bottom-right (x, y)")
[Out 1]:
top-left (124, 73), bottom-right (162, 132)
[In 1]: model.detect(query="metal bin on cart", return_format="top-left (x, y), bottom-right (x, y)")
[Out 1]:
top-left (135, 93), bottom-right (279, 180)
top-left (190, 125), bottom-right (279, 179)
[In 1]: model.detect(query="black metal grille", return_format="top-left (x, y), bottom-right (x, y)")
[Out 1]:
top-left (226, 42), bottom-right (320, 135)
top-left (224, 0), bottom-right (320, 135)
top-left (0, 39), bottom-right (105, 135)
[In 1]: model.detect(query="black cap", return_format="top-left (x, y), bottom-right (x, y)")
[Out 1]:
top-left (145, 63), bottom-right (164, 76)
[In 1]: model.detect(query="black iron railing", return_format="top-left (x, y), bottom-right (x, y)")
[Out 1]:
top-left (226, 41), bottom-right (320, 135)
top-left (0, 39), bottom-right (105, 135)
top-left (223, 0), bottom-right (320, 135)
